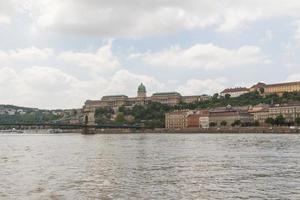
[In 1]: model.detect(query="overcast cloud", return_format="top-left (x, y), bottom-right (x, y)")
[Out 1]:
top-left (0, 0), bottom-right (300, 108)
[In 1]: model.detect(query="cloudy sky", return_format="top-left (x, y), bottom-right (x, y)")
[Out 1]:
top-left (1, 0), bottom-right (300, 109)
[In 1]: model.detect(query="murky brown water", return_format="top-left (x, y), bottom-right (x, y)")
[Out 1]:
top-left (0, 133), bottom-right (299, 200)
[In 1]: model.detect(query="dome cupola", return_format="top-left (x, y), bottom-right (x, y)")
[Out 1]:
top-left (137, 83), bottom-right (147, 98)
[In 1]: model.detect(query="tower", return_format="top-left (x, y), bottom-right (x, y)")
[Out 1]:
top-left (137, 83), bottom-right (147, 98)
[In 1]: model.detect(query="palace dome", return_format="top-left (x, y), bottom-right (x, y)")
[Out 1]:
top-left (138, 83), bottom-right (146, 93)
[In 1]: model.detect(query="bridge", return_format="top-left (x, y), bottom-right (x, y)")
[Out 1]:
top-left (0, 123), bottom-right (143, 134)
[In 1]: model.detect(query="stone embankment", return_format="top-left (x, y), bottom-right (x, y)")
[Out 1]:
top-left (91, 127), bottom-right (300, 134)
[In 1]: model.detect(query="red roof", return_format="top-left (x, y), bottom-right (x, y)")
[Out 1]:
top-left (250, 82), bottom-right (266, 89)
top-left (221, 87), bottom-right (249, 93)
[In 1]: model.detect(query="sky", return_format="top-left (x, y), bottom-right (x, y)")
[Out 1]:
top-left (1, 0), bottom-right (300, 109)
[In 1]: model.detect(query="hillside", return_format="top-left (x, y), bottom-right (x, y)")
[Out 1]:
top-left (0, 105), bottom-right (82, 124)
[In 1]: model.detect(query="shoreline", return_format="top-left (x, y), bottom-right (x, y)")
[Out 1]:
top-left (89, 126), bottom-right (300, 134)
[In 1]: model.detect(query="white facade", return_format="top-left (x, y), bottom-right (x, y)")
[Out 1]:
top-left (199, 117), bottom-right (210, 129)
top-left (220, 90), bottom-right (249, 98)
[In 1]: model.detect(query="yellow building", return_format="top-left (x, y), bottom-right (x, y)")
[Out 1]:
top-left (165, 110), bottom-right (189, 129)
top-left (263, 81), bottom-right (300, 96)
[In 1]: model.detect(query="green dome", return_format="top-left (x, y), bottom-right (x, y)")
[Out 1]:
top-left (138, 83), bottom-right (146, 92)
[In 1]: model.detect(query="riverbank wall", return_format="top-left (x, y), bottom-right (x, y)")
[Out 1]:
top-left (92, 126), bottom-right (300, 134)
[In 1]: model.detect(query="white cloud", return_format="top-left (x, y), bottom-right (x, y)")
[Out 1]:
top-left (11, 0), bottom-right (300, 37)
top-left (286, 73), bottom-right (300, 82)
top-left (263, 30), bottom-right (274, 41)
top-left (59, 43), bottom-right (120, 74)
top-left (177, 78), bottom-right (227, 95)
top-left (0, 66), bottom-right (165, 109)
top-left (0, 0), bottom-right (14, 24)
top-left (103, 70), bottom-right (165, 96)
top-left (0, 47), bottom-right (53, 66)
top-left (131, 43), bottom-right (269, 70)
top-left (294, 20), bottom-right (300, 45)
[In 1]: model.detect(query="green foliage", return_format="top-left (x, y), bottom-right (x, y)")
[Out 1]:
top-left (0, 112), bottom-right (60, 124)
top-left (274, 115), bottom-right (286, 126)
top-left (209, 122), bottom-right (217, 127)
top-left (220, 121), bottom-right (227, 126)
top-left (115, 113), bottom-right (126, 124)
top-left (225, 94), bottom-right (231, 99)
top-left (254, 120), bottom-right (260, 126)
top-left (295, 117), bottom-right (300, 125)
top-left (95, 107), bottom-right (114, 124)
top-left (265, 117), bottom-right (275, 126)
top-left (259, 87), bottom-right (265, 94)
top-left (231, 120), bottom-right (241, 127)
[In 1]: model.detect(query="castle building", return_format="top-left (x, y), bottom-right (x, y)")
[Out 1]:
top-left (83, 83), bottom-right (209, 125)
top-left (220, 87), bottom-right (249, 98)
top-left (264, 81), bottom-right (300, 96)
top-left (249, 81), bottom-right (300, 96)
top-left (83, 83), bottom-right (209, 110)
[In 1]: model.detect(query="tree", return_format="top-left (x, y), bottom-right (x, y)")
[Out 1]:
top-left (231, 120), bottom-right (241, 127)
top-left (115, 113), bottom-right (126, 124)
top-left (254, 120), bottom-right (260, 127)
top-left (274, 115), bottom-right (286, 126)
top-left (295, 117), bottom-right (300, 126)
top-left (225, 94), bottom-right (231, 99)
top-left (220, 121), bottom-right (227, 126)
top-left (265, 118), bottom-right (274, 126)
top-left (209, 122), bottom-right (217, 127)
top-left (212, 93), bottom-right (219, 100)
top-left (259, 87), bottom-right (265, 94)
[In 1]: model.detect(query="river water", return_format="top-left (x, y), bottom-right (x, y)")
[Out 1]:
top-left (0, 133), bottom-right (299, 200)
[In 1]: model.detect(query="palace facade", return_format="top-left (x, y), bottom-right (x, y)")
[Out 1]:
top-left (84, 83), bottom-right (209, 110)
top-left (83, 83), bottom-right (209, 125)
top-left (221, 81), bottom-right (300, 97)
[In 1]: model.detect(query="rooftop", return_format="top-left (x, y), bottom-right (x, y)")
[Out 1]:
top-left (221, 87), bottom-right (249, 93)
top-left (265, 81), bottom-right (300, 88)
top-left (138, 83), bottom-right (146, 92)
top-left (101, 95), bottom-right (128, 100)
top-left (152, 92), bottom-right (182, 96)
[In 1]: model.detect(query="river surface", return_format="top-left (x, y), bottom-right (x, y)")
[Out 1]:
top-left (0, 133), bottom-right (299, 200)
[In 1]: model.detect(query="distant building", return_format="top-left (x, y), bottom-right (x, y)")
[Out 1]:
top-left (186, 110), bottom-right (209, 128)
top-left (83, 83), bottom-right (210, 125)
top-left (248, 104), bottom-right (270, 125)
top-left (264, 81), bottom-right (300, 96)
top-left (182, 95), bottom-right (210, 104)
top-left (165, 106), bottom-right (254, 129)
top-left (165, 110), bottom-right (189, 129)
top-left (249, 82), bottom-right (267, 93)
top-left (151, 92), bottom-right (182, 106)
top-left (220, 87), bottom-right (249, 98)
top-left (209, 106), bottom-right (254, 126)
top-left (268, 104), bottom-right (300, 123)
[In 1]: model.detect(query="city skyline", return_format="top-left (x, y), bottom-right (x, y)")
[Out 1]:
top-left (1, 0), bottom-right (300, 109)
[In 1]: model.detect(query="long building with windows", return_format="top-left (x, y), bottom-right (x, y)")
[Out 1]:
top-left (221, 81), bottom-right (300, 97)
top-left (84, 83), bottom-right (209, 110)
top-left (83, 83), bottom-right (210, 124)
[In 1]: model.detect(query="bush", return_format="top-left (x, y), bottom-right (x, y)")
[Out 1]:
top-left (265, 117), bottom-right (275, 126)
top-left (231, 120), bottom-right (241, 127)
top-left (274, 115), bottom-right (286, 126)
top-left (209, 122), bottom-right (217, 127)
top-left (220, 121), bottom-right (227, 126)
top-left (295, 117), bottom-right (300, 126)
